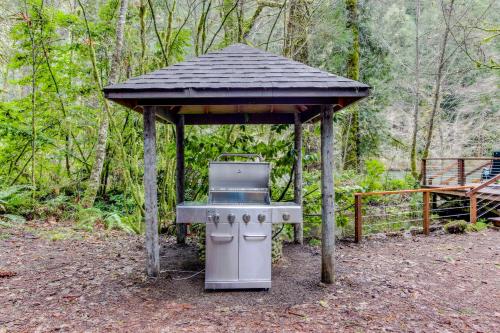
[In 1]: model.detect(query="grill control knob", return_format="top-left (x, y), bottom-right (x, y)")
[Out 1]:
top-left (257, 214), bottom-right (266, 223)
top-left (227, 213), bottom-right (236, 223)
top-left (242, 214), bottom-right (251, 223)
top-left (213, 213), bottom-right (220, 223)
top-left (282, 212), bottom-right (291, 221)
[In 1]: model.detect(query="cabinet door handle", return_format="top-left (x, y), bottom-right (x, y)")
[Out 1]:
top-left (210, 234), bottom-right (234, 242)
top-left (243, 234), bottom-right (267, 240)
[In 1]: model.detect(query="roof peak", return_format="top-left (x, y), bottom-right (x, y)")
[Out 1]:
top-left (210, 43), bottom-right (267, 54)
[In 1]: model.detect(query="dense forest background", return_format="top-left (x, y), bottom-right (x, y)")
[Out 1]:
top-left (0, 0), bottom-right (498, 236)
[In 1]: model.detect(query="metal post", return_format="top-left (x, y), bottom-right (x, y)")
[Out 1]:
top-left (354, 194), bottom-right (362, 243)
top-left (423, 191), bottom-right (430, 235)
top-left (143, 106), bottom-right (160, 277)
top-left (176, 115), bottom-right (187, 244)
top-left (320, 105), bottom-right (335, 284)
top-left (293, 112), bottom-right (303, 244)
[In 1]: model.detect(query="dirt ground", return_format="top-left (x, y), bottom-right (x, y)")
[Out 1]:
top-left (1, 221), bottom-right (499, 332)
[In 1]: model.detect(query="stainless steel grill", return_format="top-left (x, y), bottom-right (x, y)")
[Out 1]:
top-left (177, 153), bottom-right (302, 290)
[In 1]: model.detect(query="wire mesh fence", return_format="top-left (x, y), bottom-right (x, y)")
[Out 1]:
top-left (352, 186), bottom-right (482, 242)
top-left (422, 157), bottom-right (500, 186)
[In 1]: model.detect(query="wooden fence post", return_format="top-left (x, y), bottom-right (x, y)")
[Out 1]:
top-left (470, 194), bottom-right (477, 224)
top-left (422, 191), bottom-right (430, 235)
top-left (354, 194), bottom-right (362, 243)
top-left (143, 106), bottom-right (160, 277)
top-left (458, 158), bottom-right (465, 185)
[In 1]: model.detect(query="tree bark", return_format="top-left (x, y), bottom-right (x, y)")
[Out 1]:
top-left (321, 105), bottom-right (335, 284)
top-left (342, 0), bottom-right (360, 171)
top-left (139, 0), bottom-right (147, 74)
top-left (222, 0), bottom-right (239, 44)
top-left (410, 0), bottom-right (420, 178)
top-left (284, 0), bottom-right (309, 61)
top-left (81, 0), bottom-right (129, 207)
top-left (422, 0), bottom-right (455, 160)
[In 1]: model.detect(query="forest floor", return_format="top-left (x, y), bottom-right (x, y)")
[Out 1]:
top-left (0, 220), bottom-right (499, 332)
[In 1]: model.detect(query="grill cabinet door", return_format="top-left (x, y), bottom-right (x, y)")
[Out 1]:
top-left (239, 222), bottom-right (272, 281)
top-left (205, 222), bottom-right (238, 282)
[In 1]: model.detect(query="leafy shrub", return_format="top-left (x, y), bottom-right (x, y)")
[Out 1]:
top-left (308, 238), bottom-right (321, 246)
top-left (361, 159), bottom-right (386, 192)
top-left (444, 220), bottom-right (468, 234)
top-left (0, 185), bottom-right (36, 216)
top-left (466, 221), bottom-right (488, 232)
top-left (75, 207), bottom-right (140, 234)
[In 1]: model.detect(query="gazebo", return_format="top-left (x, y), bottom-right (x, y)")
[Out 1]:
top-left (104, 43), bottom-right (370, 283)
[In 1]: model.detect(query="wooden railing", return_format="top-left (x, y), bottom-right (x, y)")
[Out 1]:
top-left (421, 157), bottom-right (500, 186)
top-left (466, 173), bottom-right (500, 223)
top-left (354, 186), bottom-right (474, 243)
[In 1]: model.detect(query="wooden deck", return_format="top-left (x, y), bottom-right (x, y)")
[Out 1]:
top-left (423, 184), bottom-right (500, 202)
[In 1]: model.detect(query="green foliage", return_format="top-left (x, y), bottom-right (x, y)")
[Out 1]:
top-left (0, 214), bottom-right (27, 226)
top-left (0, 185), bottom-right (36, 216)
top-left (74, 206), bottom-right (139, 234)
top-left (361, 159), bottom-right (385, 191)
top-left (308, 238), bottom-right (321, 246)
top-left (1, 0), bottom-right (497, 243)
top-left (466, 221), bottom-right (488, 232)
top-left (444, 220), bottom-right (468, 234)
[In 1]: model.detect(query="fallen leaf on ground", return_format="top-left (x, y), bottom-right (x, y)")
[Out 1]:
top-left (319, 300), bottom-right (329, 308)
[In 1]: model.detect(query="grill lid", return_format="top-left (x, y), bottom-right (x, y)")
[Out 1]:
top-left (208, 154), bottom-right (270, 204)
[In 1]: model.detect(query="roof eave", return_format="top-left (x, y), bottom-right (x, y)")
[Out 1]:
top-left (104, 86), bottom-right (370, 102)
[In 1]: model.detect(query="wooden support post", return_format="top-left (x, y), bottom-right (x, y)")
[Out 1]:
top-left (293, 112), bottom-right (303, 245)
top-left (176, 115), bottom-right (187, 244)
top-left (423, 191), bottom-right (430, 235)
top-left (143, 106), bottom-right (160, 277)
top-left (320, 105), bottom-right (335, 284)
top-left (431, 193), bottom-right (438, 210)
top-left (354, 194), bottom-right (362, 243)
top-left (458, 158), bottom-right (465, 185)
top-left (470, 194), bottom-right (477, 224)
top-left (421, 159), bottom-right (427, 185)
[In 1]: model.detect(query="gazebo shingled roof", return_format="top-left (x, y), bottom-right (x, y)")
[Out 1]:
top-left (104, 43), bottom-right (370, 124)
top-left (104, 43), bottom-right (371, 283)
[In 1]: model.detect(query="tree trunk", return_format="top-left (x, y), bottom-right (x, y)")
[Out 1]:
top-left (164, 0), bottom-right (176, 59)
top-left (284, 0), bottom-right (309, 61)
top-left (81, 0), bottom-right (129, 207)
top-left (28, 4), bottom-right (37, 196)
top-left (341, 0), bottom-right (360, 171)
top-left (410, 0), bottom-right (420, 178)
top-left (422, 0), bottom-right (455, 160)
top-left (222, 0), bottom-right (239, 44)
top-left (139, 0), bottom-right (147, 74)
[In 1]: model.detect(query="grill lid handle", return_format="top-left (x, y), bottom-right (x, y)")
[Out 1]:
top-left (217, 153), bottom-right (262, 162)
